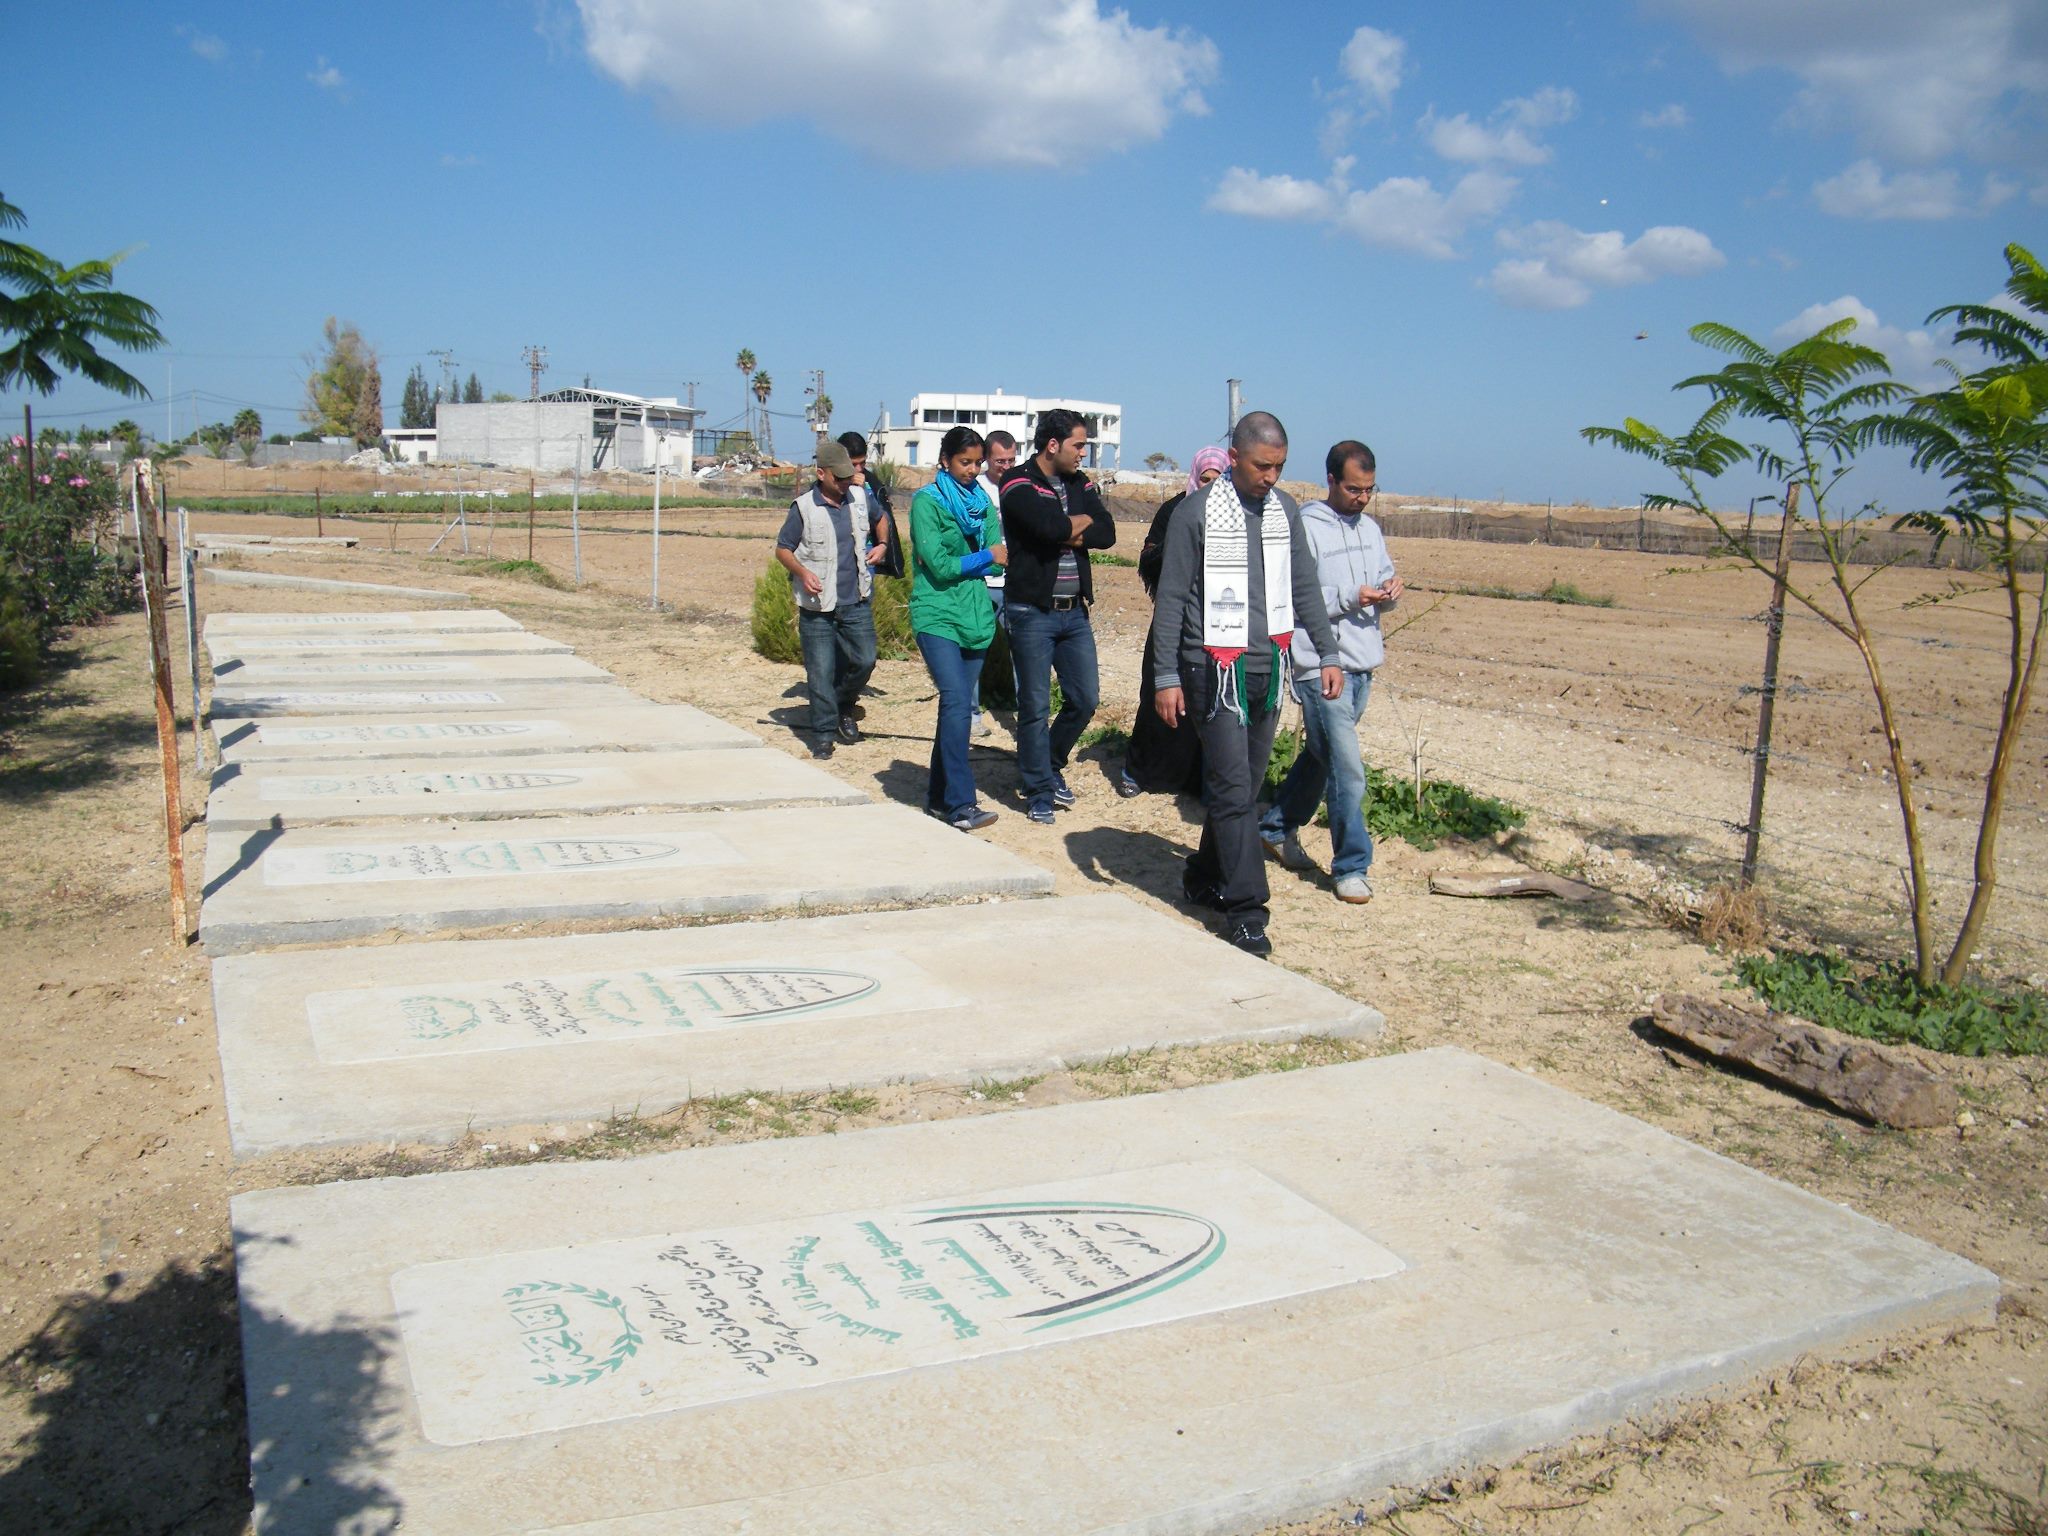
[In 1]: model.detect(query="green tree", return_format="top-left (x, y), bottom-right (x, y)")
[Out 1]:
top-left (231, 407), bottom-right (263, 446)
top-left (1857, 243), bottom-right (2048, 984)
top-left (463, 372), bottom-right (482, 403)
top-left (1582, 293), bottom-right (2048, 988)
top-left (735, 347), bottom-right (756, 442)
top-left (196, 420), bottom-right (232, 458)
top-left (301, 316), bottom-right (376, 438)
top-left (752, 369), bottom-right (773, 458)
top-left (399, 364), bottom-right (432, 429)
top-left (1145, 451), bottom-right (1178, 473)
top-left (0, 193), bottom-right (164, 399)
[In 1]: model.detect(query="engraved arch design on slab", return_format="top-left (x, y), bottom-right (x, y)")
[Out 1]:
top-left (913, 1201), bottom-right (1227, 1330)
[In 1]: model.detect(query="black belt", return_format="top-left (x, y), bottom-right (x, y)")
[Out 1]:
top-left (1048, 595), bottom-right (1083, 611)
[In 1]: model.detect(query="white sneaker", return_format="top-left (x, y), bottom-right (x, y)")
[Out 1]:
top-left (972, 711), bottom-right (992, 739)
top-left (1260, 829), bottom-right (1313, 871)
top-left (1334, 875), bottom-right (1373, 904)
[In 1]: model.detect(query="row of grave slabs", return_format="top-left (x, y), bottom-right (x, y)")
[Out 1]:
top-left (198, 599), bottom-right (1995, 1536)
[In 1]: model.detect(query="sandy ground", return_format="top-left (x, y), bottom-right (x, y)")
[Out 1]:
top-left (1, 509), bottom-right (2042, 1534)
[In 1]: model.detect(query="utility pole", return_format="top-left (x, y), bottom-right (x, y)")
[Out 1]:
top-left (1227, 378), bottom-right (1243, 433)
top-left (804, 369), bottom-right (827, 438)
top-left (429, 348), bottom-right (457, 406)
top-left (522, 344), bottom-right (548, 399)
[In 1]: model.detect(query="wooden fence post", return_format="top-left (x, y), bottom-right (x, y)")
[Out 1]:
top-left (1741, 482), bottom-right (1802, 887)
top-left (133, 464), bottom-right (190, 941)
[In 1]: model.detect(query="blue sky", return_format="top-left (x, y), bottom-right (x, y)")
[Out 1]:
top-left (6, 1), bottom-right (2045, 509)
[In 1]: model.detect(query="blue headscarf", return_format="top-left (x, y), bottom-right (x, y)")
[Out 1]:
top-left (929, 466), bottom-right (991, 546)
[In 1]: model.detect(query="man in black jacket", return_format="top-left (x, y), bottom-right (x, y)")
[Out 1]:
top-left (998, 408), bottom-right (1118, 823)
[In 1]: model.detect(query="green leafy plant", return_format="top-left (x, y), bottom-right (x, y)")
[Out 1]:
top-left (0, 444), bottom-right (131, 675)
top-left (1262, 728), bottom-right (1526, 849)
top-left (0, 192), bottom-right (164, 399)
top-left (455, 557), bottom-right (566, 589)
top-left (1736, 950), bottom-right (2047, 1057)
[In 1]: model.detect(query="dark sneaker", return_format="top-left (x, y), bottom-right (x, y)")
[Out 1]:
top-left (1221, 917), bottom-right (1273, 958)
top-left (1181, 872), bottom-right (1226, 911)
top-left (1114, 769), bottom-right (1142, 799)
top-left (1026, 797), bottom-right (1057, 825)
top-left (835, 713), bottom-right (863, 745)
top-left (808, 738), bottom-right (834, 760)
top-left (1050, 772), bottom-right (1075, 809)
top-left (948, 804), bottom-right (998, 832)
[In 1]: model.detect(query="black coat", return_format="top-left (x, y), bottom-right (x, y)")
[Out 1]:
top-left (996, 456), bottom-right (1117, 608)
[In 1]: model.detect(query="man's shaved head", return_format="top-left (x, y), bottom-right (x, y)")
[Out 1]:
top-left (1230, 410), bottom-right (1288, 453)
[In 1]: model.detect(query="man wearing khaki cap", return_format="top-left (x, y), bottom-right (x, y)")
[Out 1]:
top-left (775, 438), bottom-right (892, 758)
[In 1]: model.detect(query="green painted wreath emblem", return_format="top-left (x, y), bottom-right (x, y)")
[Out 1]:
top-left (501, 1280), bottom-right (643, 1388)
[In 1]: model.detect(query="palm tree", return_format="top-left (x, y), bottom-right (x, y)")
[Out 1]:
top-left (0, 193), bottom-right (164, 400)
top-left (752, 370), bottom-right (774, 460)
top-left (735, 348), bottom-right (756, 446)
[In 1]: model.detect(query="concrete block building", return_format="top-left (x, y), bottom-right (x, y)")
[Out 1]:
top-left (435, 388), bottom-right (701, 473)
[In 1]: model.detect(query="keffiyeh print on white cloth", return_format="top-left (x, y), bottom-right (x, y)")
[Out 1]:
top-left (1200, 475), bottom-right (1292, 721)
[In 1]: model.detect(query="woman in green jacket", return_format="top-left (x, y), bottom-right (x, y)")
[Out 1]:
top-left (910, 425), bottom-right (1006, 831)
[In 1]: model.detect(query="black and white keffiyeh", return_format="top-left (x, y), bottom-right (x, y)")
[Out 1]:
top-left (1200, 475), bottom-right (1292, 721)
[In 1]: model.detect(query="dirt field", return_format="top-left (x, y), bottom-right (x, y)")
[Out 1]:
top-left (1, 507), bottom-right (2042, 1534)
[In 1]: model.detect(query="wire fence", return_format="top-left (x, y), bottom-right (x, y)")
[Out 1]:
top-left (1369, 500), bottom-right (2048, 572)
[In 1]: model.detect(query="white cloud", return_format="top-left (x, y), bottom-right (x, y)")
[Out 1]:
top-left (307, 56), bottom-right (345, 93)
top-left (1644, 0), bottom-right (2048, 163)
top-left (1208, 168), bottom-right (1336, 222)
top-left (1338, 26), bottom-right (1407, 114)
top-left (177, 25), bottom-right (227, 62)
top-left (1490, 259), bottom-right (1592, 309)
top-left (1423, 86), bottom-right (1578, 165)
top-left (1489, 220), bottom-right (1725, 308)
top-left (1771, 296), bottom-right (1954, 388)
top-left (439, 152), bottom-right (481, 170)
top-left (1337, 170), bottom-right (1520, 258)
top-left (1638, 102), bottom-right (1690, 128)
top-left (574, 0), bottom-right (1219, 170)
top-left (1812, 158), bottom-right (2012, 219)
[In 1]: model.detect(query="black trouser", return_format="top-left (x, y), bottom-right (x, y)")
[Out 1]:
top-left (1184, 660), bottom-right (1283, 922)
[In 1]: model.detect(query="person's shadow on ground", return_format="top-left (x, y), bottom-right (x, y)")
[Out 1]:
top-left (1062, 823), bottom-right (1203, 912)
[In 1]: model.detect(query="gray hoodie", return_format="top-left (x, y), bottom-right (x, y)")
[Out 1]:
top-left (1287, 499), bottom-right (1397, 677)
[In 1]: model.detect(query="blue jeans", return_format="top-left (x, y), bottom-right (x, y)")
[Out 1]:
top-left (916, 631), bottom-right (986, 816)
top-left (797, 600), bottom-right (877, 738)
top-left (1006, 602), bottom-right (1099, 802)
top-left (1262, 670), bottom-right (1374, 878)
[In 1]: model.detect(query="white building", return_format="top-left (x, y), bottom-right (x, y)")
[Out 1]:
top-left (875, 391), bottom-right (1122, 470)
top-left (435, 388), bottom-right (700, 473)
top-left (384, 426), bottom-right (436, 464)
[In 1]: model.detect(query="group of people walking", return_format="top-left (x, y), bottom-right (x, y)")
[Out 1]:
top-left (775, 411), bottom-right (1399, 958)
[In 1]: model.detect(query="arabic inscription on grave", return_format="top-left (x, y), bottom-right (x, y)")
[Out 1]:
top-left (390, 1160), bottom-right (1405, 1445)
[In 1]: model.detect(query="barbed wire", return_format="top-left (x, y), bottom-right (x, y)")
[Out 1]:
top-left (1367, 680), bottom-right (2048, 908)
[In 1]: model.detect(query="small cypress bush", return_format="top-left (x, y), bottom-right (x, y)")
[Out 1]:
top-left (750, 563), bottom-right (800, 663)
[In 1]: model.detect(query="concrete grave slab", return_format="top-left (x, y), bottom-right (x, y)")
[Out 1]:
top-left (205, 610), bottom-right (520, 634)
top-left (206, 748), bottom-right (865, 830)
top-left (207, 683), bottom-right (645, 719)
top-left (210, 655), bottom-right (616, 689)
top-left (205, 631), bottom-right (571, 662)
top-left (201, 569), bottom-right (471, 600)
top-left (194, 534), bottom-right (362, 547)
top-left (209, 893), bottom-right (1381, 1154)
top-left (198, 803), bottom-right (1054, 954)
top-left (212, 704), bottom-right (761, 766)
top-left (231, 1049), bottom-right (1998, 1536)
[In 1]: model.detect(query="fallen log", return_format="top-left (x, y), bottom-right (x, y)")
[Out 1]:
top-left (1430, 869), bottom-right (1607, 902)
top-left (1649, 993), bottom-right (1959, 1129)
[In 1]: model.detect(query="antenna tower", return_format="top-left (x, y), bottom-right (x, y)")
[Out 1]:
top-left (522, 345), bottom-right (549, 399)
top-left (429, 348), bottom-right (457, 402)
top-left (804, 370), bottom-right (827, 437)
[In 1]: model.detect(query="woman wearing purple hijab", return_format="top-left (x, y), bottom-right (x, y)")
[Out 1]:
top-left (1117, 446), bottom-right (1230, 797)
